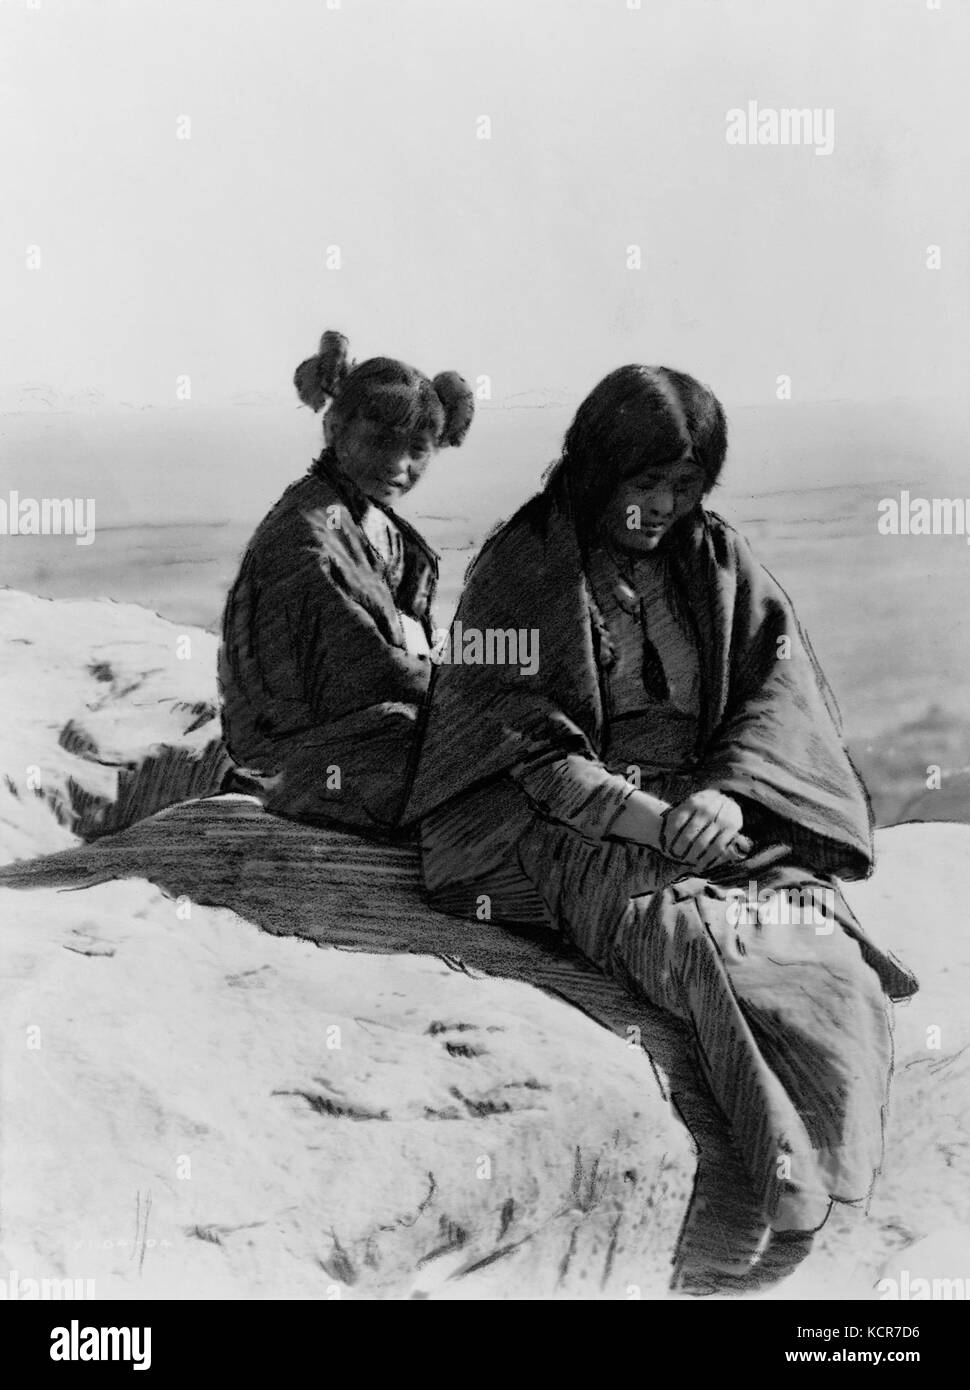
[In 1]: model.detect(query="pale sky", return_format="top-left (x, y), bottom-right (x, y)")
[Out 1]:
top-left (2, 0), bottom-right (968, 410)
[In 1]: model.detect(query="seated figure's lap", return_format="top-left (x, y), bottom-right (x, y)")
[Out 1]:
top-left (423, 787), bottom-right (890, 1036)
top-left (515, 816), bottom-right (888, 1012)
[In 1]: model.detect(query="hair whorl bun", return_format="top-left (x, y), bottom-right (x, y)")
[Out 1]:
top-left (293, 330), bottom-right (352, 412)
top-left (432, 371), bottom-right (475, 447)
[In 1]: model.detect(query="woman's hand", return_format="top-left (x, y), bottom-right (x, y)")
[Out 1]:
top-left (661, 789), bottom-right (747, 871)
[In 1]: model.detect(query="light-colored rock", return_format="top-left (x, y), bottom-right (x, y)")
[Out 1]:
top-left (4, 805), bottom-right (969, 1299)
top-left (0, 588), bottom-right (701, 1300)
top-left (2, 589), bottom-right (969, 1300)
top-left (877, 1227), bottom-right (970, 1301)
top-left (0, 872), bottom-right (692, 1301)
top-left (0, 588), bottom-right (227, 864)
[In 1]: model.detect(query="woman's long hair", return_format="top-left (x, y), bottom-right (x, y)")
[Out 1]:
top-left (549, 365), bottom-right (728, 535)
top-left (545, 365), bottom-right (728, 665)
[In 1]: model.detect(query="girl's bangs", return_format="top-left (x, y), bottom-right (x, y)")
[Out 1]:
top-left (364, 386), bottom-right (443, 444)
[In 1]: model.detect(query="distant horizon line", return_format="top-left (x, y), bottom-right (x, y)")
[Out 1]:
top-left (0, 479), bottom-right (927, 537)
top-left (0, 390), bottom-right (963, 419)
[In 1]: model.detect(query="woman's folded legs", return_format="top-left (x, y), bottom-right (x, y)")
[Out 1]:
top-left (514, 817), bottom-right (894, 1234)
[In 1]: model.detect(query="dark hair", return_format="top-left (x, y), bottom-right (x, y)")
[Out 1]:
top-left (557, 365), bottom-right (728, 522)
top-left (293, 330), bottom-right (474, 449)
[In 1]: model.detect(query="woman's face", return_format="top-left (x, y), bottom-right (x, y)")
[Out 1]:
top-left (597, 452), bottom-right (708, 555)
top-left (331, 415), bottom-right (438, 505)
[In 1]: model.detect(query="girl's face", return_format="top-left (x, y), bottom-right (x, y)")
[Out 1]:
top-left (330, 415), bottom-right (438, 505)
top-left (597, 452), bottom-right (708, 555)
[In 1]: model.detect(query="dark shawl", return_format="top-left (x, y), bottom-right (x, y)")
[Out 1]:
top-left (405, 474), bottom-right (875, 881)
top-left (219, 452), bottom-right (438, 831)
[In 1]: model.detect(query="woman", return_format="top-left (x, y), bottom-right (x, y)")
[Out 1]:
top-left (405, 365), bottom-right (917, 1278)
top-left (219, 330), bottom-right (474, 835)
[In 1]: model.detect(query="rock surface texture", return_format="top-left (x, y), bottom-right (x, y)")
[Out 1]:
top-left (1, 589), bottom-right (967, 1299)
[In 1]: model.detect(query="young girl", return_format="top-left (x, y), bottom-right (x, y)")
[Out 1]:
top-left (219, 330), bottom-right (473, 835)
top-left (405, 364), bottom-right (917, 1280)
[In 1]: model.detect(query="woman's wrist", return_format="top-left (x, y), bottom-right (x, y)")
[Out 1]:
top-left (607, 790), bottom-right (671, 850)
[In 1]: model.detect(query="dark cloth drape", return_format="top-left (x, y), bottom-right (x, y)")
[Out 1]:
top-left (409, 473), bottom-right (918, 1232)
top-left (408, 473), bottom-right (876, 881)
top-left (219, 452), bottom-right (438, 832)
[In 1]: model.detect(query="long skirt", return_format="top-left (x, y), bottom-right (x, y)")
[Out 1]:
top-left (419, 774), bottom-right (907, 1233)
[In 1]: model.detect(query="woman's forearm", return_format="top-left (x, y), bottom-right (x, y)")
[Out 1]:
top-left (512, 754), bottom-right (636, 840)
top-left (606, 790), bottom-right (671, 850)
